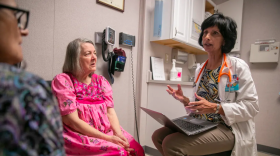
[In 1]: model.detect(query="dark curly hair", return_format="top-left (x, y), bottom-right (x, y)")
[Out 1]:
top-left (198, 13), bottom-right (237, 54)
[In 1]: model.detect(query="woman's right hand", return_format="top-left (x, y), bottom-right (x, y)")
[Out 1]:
top-left (114, 133), bottom-right (134, 153)
top-left (166, 84), bottom-right (184, 102)
top-left (108, 136), bottom-right (134, 154)
top-left (108, 135), bottom-right (127, 148)
top-left (107, 135), bottom-right (134, 154)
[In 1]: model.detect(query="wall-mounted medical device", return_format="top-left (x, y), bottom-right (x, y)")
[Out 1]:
top-left (250, 39), bottom-right (279, 63)
top-left (105, 27), bottom-right (115, 46)
top-left (95, 26), bottom-right (117, 83)
top-left (119, 32), bottom-right (135, 47)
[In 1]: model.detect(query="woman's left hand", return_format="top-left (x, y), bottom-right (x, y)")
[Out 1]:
top-left (115, 133), bottom-right (134, 154)
top-left (186, 93), bottom-right (217, 114)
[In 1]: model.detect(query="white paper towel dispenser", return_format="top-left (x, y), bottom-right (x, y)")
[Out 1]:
top-left (171, 49), bottom-right (188, 64)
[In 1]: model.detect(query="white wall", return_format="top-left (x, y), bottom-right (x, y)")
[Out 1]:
top-left (16, 0), bottom-right (140, 137)
top-left (239, 0), bottom-right (280, 149)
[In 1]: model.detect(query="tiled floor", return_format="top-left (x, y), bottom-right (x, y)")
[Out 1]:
top-left (145, 151), bottom-right (276, 156)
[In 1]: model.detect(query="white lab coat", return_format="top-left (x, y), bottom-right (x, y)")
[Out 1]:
top-left (192, 55), bottom-right (259, 156)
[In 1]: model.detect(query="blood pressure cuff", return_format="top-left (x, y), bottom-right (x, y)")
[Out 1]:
top-left (110, 48), bottom-right (126, 75)
top-left (111, 55), bottom-right (126, 72)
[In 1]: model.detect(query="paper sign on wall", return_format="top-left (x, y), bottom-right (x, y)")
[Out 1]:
top-left (150, 57), bottom-right (165, 80)
top-left (191, 20), bottom-right (201, 40)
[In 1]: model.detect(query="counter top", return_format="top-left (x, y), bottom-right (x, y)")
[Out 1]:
top-left (147, 80), bottom-right (193, 86)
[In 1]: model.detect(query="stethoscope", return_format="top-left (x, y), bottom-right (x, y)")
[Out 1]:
top-left (194, 53), bottom-right (234, 103)
top-left (195, 53), bottom-right (232, 84)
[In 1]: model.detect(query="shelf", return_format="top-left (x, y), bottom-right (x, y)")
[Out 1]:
top-left (205, 0), bottom-right (215, 14)
top-left (147, 80), bottom-right (193, 86)
top-left (151, 39), bottom-right (207, 55)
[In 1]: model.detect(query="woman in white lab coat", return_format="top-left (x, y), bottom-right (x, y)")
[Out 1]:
top-left (152, 13), bottom-right (259, 156)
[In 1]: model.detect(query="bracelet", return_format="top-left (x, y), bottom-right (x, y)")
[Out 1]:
top-left (215, 104), bottom-right (220, 114)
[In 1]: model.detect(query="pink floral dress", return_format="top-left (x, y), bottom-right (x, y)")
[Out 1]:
top-left (52, 73), bottom-right (144, 156)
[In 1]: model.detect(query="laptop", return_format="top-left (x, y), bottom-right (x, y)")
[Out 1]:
top-left (140, 107), bottom-right (218, 136)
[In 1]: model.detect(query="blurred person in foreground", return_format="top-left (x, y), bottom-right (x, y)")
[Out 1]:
top-left (0, 0), bottom-right (65, 155)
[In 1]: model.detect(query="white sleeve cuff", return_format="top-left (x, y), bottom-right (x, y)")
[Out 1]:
top-left (221, 102), bottom-right (235, 126)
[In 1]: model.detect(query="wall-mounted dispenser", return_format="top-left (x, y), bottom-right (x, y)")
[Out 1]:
top-left (171, 49), bottom-right (188, 64)
top-left (187, 54), bottom-right (197, 69)
top-left (250, 39), bottom-right (279, 63)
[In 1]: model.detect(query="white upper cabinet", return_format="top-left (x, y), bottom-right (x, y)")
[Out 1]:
top-left (215, 0), bottom-right (244, 52)
top-left (172, 0), bottom-right (189, 42)
top-left (188, 0), bottom-right (205, 48)
top-left (150, 0), bottom-right (243, 54)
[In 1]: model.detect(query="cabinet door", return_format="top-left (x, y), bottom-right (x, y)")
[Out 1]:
top-left (171, 0), bottom-right (189, 43)
top-left (216, 0), bottom-right (243, 52)
top-left (187, 0), bottom-right (205, 49)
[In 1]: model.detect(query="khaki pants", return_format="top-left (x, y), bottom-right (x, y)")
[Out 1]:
top-left (152, 124), bottom-right (235, 156)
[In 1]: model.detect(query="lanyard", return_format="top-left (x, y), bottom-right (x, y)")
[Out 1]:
top-left (195, 53), bottom-right (232, 83)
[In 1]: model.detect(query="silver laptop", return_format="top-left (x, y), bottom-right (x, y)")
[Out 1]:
top-left (141, 107), bottom-right (218, 136)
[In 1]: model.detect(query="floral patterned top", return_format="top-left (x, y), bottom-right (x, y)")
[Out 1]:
top-left (0, 63), bottom-right (65, 156)
top-left (191, 65), bottom-right (232, 130)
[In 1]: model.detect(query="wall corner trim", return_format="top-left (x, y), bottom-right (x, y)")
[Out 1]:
top-left (257, 144), bottom-right (280, 156)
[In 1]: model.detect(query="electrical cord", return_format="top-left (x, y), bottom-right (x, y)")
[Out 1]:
top-left (102, 28), bottom-right (139, 142)
top-left (130, 46), bottom-right (140, 144)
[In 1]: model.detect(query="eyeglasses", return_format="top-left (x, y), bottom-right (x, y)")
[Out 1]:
top-left (0, 4), bottom-right (29, 30)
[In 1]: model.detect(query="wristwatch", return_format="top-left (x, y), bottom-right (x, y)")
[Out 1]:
top-left (215, 104), bottom-right (220, 114)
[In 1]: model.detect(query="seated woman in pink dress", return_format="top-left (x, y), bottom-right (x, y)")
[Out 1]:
top-left (51, 38), bottom-right (144, 156)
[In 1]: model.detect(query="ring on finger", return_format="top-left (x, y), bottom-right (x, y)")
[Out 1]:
top-left (196, 109), bottom-right (199, 113)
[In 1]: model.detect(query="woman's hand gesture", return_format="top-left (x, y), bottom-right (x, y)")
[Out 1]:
top-left (166, 84), bottom-right (184, 102)
top-left (186, 93), bottom-right (217, 114)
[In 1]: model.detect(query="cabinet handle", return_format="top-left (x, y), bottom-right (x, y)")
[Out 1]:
top-left (175, 27), bottom-right (177, 36)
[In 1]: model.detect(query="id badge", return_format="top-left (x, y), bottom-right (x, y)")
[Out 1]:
top-left (225, 74), bottom-right (239, 92)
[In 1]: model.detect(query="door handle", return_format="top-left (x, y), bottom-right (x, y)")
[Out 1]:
top-left (175, 27), bottom-right (177, 36)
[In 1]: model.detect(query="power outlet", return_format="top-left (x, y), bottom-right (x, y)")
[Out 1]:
top-left (165, 53), bottom-right (169, 63)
